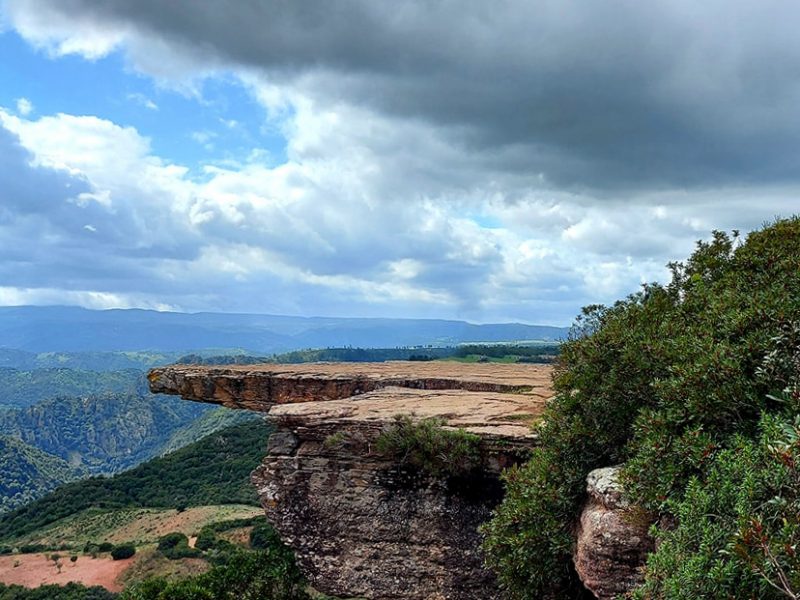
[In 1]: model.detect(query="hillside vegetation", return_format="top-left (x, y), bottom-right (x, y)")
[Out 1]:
top-left (0, 393), bottom-right (209, 474)
top-left (0, 582), bottom-right (115, 600)
top-left (157, 408), bottom-right (261, 456)
top-left (180, 343), bottom-right (560, 365)
top-left (0, 420), bottom-right (269, 542)
top-left (0, 350), bottom-right (183, 372)
top-left (0, 364), bottom-right (260, 512)
top-left (483, 218), bottom-right (800, 598)
top-left (119, 517), bottom-right (308, 600)
top-left (4, 505), bottom-right (263, 550)
top-left (0, 436), bottom-right (86, 513)
top-left (0, 369), bottom-right (148, 410)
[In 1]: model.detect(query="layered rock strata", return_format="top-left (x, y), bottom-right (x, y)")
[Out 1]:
top-left (574, 467), bottom-right (655, 600)
top-left (150, 362), bottom-right (553, 599)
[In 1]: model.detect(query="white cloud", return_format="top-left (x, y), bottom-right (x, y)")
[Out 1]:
top-left (2, 94), bottom-right (796, 324)
top-left (190, 130), bottom-right (216, 151)
top-left (15, 97), bottom-right (33, 116)
top-left (5, 1), bottom-right (124, 59)
top-left (0, 286), bottom-right (176, 311)
top-left (127, 93), bottom-right (158, 111)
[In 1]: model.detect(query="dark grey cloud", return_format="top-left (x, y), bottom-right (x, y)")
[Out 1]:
top-left (11, 0), bottom-right (800, 192)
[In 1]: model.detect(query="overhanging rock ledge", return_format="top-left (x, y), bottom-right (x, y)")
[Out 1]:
top-left (149, 361), bottom-right (554, 599)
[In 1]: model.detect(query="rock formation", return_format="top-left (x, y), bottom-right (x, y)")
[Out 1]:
top-left (149, 362), bottom-right (553, 599)
top-left (574, 466), bottom-right (654, 600)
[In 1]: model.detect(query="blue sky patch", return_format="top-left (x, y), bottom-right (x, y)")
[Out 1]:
top-left (0, 30), bottom-right (287, 173)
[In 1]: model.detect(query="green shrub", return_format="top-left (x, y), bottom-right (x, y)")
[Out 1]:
top-left (0, 581), bottom-right (117, 599)
top-left (249, 521), bottom-right (285, 552)
top-left (375, 415), bottom-right (481, 478)
top-left (322, 431), bottom-right (348, 449)
top-left (482, 218), bottom-right (800, 598)
top-left (194, 528), bottom-right (217, 552)
top-left (121, 547), bottom-right (308, 600)
top-left (633, 415), bottom-right (800, 599)
top-left (156, 532), bottom-right (199, 560)
top-left (111, 543), bottom-right (136, 561)
top-left (83, 542), bottom-right (100, 554)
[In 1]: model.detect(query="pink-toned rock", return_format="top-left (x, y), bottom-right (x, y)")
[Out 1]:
top-left (574, 467), bottom-right (654, 600)
top-left (151, 361), bottom-right (554, 599)
top-left (148, 361), bottom-right (552, 413)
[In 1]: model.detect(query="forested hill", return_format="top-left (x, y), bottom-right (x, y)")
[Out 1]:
top-left (0, 398), bottom-right (256, 514)
top-left (0, 350), bottom-right (182, 372)
top-left (0, 368), bottom-right (148, 409)
top-left (0, 393), bottom-right (209, 475)
top-left (0, 420), bottom-right (270, 542)
top-left (0, 306), bottom-right (566, 353)
top-left (178, 343), bottom-right (560, 365)
top-left (0, 436), bottom-right (86, 513)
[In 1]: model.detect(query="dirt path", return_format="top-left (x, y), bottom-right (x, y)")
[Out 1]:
top-left (0, 553), bottom-right (132, 592)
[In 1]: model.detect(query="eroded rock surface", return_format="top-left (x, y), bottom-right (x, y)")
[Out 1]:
top-left (148, 362), bottom-right (549, 412)
top-left (574, 466), bottom-right (654, 600)
top-left (151, 361), bottom-right (553, 599)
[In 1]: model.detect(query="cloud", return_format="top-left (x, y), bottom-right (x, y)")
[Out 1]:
top-left (15, 97), bottom-right (32, 116)
top-left (0, 103), bottom-right (652, 324)
top-left (0, 120), bottom-right (89, 215)
top-left (127, 92), bottom-right (158, 111)
top-left (0, 286), bottom-right (176, 311)
top-left (2, 1), bottom-right (800, 324)
top-left (7, 0), bottom-right (800, 193)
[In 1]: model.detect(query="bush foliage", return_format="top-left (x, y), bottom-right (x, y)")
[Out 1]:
top-left (121, 542), bottom-right (307, 600)
top-left (633, 414), bottom-right (800, 599)
top-left (482, 218), bottom-right (800, 598)
top-left (156, 532), bottom-right (200, 560)
top-left (0, 582), bottom-right (116, 600)
top-left (375, 415), bottom-right (481, 478)
top-left (110, 543), bottom-right (136, 561)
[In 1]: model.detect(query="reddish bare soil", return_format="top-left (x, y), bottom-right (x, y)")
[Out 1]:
top-left (0, 553), bottom-right (132, 592)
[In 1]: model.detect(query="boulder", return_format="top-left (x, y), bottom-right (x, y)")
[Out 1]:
top-left (574, 466), bottom-right (654, 599)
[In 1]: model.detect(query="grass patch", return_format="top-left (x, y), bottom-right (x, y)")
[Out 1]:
top-left (2, 505), bottom-right (263, 550)
top-left (375, 415), bottom-right (481, 478)
top-left (117, 545), bottom-right (210, 588)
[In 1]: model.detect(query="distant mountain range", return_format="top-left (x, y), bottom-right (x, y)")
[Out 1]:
top-left (0, 306), bottom-right (568, 353)
top-left (0, 305), bottom-right (566, 516)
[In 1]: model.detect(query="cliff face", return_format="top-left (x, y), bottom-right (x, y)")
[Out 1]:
top-left (149, 362), bottom-right (552, 599)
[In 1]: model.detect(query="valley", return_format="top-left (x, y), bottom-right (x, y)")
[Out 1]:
top-left (0, 326), bottom-right (560, 598)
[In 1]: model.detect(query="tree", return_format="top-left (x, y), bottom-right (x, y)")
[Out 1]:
top-left (483, 218), bottom-right (800, 598)
top-left (111, 544), bottom-right (136, 560)
top-left (50, 553), bottom-right (62, 573)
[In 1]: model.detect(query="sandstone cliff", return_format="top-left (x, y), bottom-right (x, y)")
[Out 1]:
top-left (574, 467), bottom-right (654, 600)
top-left (150, 363), bottom-right (653, 599)
top-left (149, 362), bottom-right (552, 599)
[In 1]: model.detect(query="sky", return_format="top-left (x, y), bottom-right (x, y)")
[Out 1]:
top-left (0, 1), bottom-right (798, 325)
